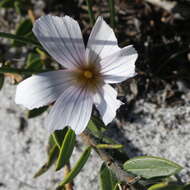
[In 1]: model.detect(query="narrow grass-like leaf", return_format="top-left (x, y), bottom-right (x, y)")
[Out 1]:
top-left (0, 74), bottom-right (5, 90)
top-left (99, 162), bottom-right (118, 190)
top-left (91, 116), bottom-right (106, 130)
top-left (113, 183), bottom-right (120, 190)
top-left (57, 147), bottom-right (91, 189)
top-left (123, 156), bottom-right (183, 179)
top-left (53, 128), bottom-right (69, 149)
top-left (87, 119), bottom-right (105, 138)
top-left (27, 106), bottom-right (48, 118)
top-left (96, 144), bottom-right (123, 149)
top-left (108, 0), bottom-right (115, 29)
top-left (48, 133), bottom-right (56, 152)
top-left (56, 129), bottom-right (76, 171)
top-left (0, 67), bottom-right (50, 74)
top-left (0, 32), bottom-right (40, 47)
top-left (33, 134), bottom-right (59, 178)
top-left (33, 144), bottom-right (59, 178)
top-left (85, 0), bottom-right (95, 25)
top-left (148, 183), bottom-right (184, 190)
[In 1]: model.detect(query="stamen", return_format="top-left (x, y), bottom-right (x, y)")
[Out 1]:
top-left (83, 70), bottom-right (93, 79)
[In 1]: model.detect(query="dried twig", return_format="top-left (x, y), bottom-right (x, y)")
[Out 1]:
top-left (80, 132), bottom-right (144, 190)
top-left (64, 163), bottom-right (73, 190)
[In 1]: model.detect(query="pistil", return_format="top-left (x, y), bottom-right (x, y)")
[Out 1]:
top-left (83, 70), bottom-right (93, 79)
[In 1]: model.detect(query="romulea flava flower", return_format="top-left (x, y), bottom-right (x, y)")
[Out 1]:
top-left (15, 15), bottom-right (138, 134)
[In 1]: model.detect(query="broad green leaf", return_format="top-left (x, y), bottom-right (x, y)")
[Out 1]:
top-left (123, 156), bottom-right (183, 179)
top-left (0, 74), bottom-right (5, 90)
top-left (0, 32), bottom-right (40, 47)
top-left (99, 162), bottom-right (118, 190)
top-left (53, 128), bottom-right (69, 149)
top-left (56, 147), bottom-right (91, 189)
top-left (27, 106), bottom-right (48, 118)
top-left (148, 183), bottom-right (184, 190)
top-left (13, 19), bottom-right (33, 46)
top-left (56, 129), bottom-right (76, 171)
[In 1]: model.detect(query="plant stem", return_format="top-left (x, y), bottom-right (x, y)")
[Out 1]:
top-left (108, 0), bottom-right (115, 29)
top-left (85, 0), bottom-right (95, 26)
top-left (64, 163), bottom-right (73, 190)
top-left (80, 132), bottom-right (141, 187)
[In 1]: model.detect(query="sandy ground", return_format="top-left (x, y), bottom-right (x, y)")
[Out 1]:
top-left (0, 79), bottom-right (190, 190)
top-left (0, 79), bottom-right (100, 190)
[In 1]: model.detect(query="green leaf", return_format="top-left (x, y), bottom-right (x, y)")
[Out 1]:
top-left (0, 0), bottom-right (14, 8)
top-left (27, 106), bottom-right (48, 118)
top-left (0, 32), bottom-right (40, 47)
top-left (99, 162), bottom-right (118, 190)
top-left (113, 183), bottom-right (120, 190)
top-left (85, 0), bottom-right (95, 25)
top-left (56, 129), bottom-right (76, 171)
top-left (34, 145), bottom-right (59, 178)
top-left (0, 74), bottom-right (5, 90)
top-left (123, 156), bottom-right (183, 179)
top-left (96, 144), bottom-right (123, 149)
top-left (56, 147), bottom-right (91, 189)
top-left (0, 67), bottom-right (48, 74)
top-left (91, 116), bottom-right (106, 128)
top-left (33, 134), bottom-right (59, 178)
top-left (48, 133), bottom-right (56, 153)
top-left (108, 0), bottom-right (115, 29)
top-left (148, 183), bottom-right (184, 190)
top-left (25, 52), bottom-right (43, 71)
top-left (183, 184), bottom-right (190, 190)
top-left (53, 128), bottom-right (69, 149)
top-left (13, 19), bottom-right (33, 46)
top-left (87, 118), bottom-right (105, 138)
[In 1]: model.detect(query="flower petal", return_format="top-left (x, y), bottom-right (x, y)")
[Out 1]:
top-left (93, 84), bottom-right (123, 125)
top-left (33, 15), bottom-right (86, 69)
top-left (15, 70), bottom-right (74, 109)
top-left (46, 87), bottom-right (93, 135)
top-left (100, 45), bottom-right (138, 83)
top-left (86, 16), bottom-right (120, 64)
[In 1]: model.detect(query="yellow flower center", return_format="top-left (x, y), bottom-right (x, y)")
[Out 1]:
top-left (71, 63), bottom-right (103, 92)
top-left (83, 70), bottom-right (93, 79)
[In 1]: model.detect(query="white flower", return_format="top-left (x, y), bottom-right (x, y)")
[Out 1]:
top-left (15, 15), bottom-right (138, 135)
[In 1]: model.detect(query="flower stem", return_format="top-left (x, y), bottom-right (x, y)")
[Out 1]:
top-left (85, 0), bottom-right (95, 26)
top-left (108, 0), bottom-right (115, 29)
